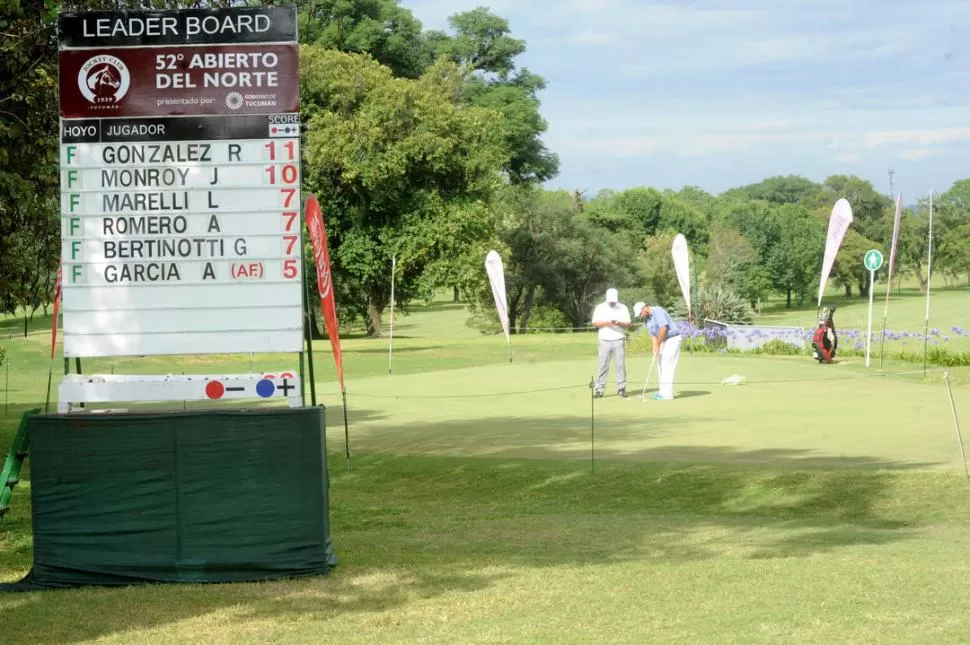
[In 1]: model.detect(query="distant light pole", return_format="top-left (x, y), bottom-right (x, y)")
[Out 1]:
top-left (889, 170), bottom-right (895, 197)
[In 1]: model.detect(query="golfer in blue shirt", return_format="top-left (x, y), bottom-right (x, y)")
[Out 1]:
top-left (632, 302), bottom-right (683, 400)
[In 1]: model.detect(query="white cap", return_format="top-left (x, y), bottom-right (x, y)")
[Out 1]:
top-left (632, 302), bottom-right (646, 318)
top-left (606, 288), bottom-right (618, 303)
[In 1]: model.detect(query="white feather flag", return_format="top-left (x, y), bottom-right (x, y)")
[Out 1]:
top-left (484, 249), bottom-right (512, 361)
top-left (883, 192), bottom-right (903, 314)
top-left (671, 234), bottom-right (691, 317)
top-left (817, 198), bottom-right (854, 307)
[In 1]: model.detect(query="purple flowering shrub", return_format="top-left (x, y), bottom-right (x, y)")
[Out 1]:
top-left (664, 320), bottom-right (970, 367)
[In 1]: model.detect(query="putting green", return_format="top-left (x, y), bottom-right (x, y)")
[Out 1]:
top-left (331, 353), bottom-right (967, 472)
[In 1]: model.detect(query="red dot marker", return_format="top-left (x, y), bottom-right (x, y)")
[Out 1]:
top-left (205, 381), bottom-right (225, 399)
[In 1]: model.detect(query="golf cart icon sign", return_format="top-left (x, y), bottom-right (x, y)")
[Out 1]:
top-left (864, 249), bottom-right (884, 272)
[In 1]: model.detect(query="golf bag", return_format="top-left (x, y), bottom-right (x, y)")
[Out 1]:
top-left (811, 306), bottom-right (838, 363)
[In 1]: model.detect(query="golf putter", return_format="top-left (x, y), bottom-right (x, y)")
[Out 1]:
top-left (639, 355), bottom-right (657, 399)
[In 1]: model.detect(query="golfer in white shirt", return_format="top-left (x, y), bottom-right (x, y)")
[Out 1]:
top-left (632, 302), bottom-right (682, 400)
top-left (591, 288), bottom-right (631, 398)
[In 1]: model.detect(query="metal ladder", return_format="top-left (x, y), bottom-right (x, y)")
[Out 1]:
top-left (0, 410), bottom-right (37, 519)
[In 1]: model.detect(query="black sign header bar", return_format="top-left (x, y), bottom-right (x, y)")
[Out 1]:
top-left (60, 114), bottom-right (300, 143)
top-left (58, 6), bottom-right (297, 49)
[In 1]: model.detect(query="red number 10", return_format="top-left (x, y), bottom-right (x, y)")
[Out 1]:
top-left (265, 164), bottom-right (299, 185)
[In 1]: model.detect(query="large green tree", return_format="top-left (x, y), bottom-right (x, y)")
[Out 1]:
top-left (729, 200), bottom-right (823, 308)
top-left (296, 0), bottom-right (432, 78)
top-left (723, 175), bottom-right (824, 206)
top-left (0, 0), bottom-right (60, 314)
top-left (933, 180), bottom-right (970, 285)
top-left (821, 175), bottom-right (892, 244)
top-left (1, 0), bottom-right (223, 315)
top-left (299, 47), bottom-right (508, 337)
top-left (895, 207), bottom-right (931, 293)
top-left (544, 219), bottom-right (636, 329)
top-left (610, 187), bottom-right (663, 236)
top-left (767, 205), bottom-right (824, 307)
top-left (658, 191), bottom-right (710, 254)
top-left (489, 187), bottom-right (572, 333)
top-left (829, 228), bottom-right (883, 298)
top-left (429, 8), bottom-right (559, 185)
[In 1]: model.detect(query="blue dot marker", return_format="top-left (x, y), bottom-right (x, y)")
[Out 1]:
top-left (255, 379), bottom-right (276, 398)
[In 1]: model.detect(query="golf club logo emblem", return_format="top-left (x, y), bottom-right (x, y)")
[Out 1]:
top-left (78, 55), bottom-right (131, 108)
top-left (225, 92), bottom-right (244, 110)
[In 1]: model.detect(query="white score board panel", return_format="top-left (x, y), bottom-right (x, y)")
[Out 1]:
top-left (62, 328), bottom-right (304, 358)
top-left (59, 140), bottom-right (299, 167)
top-left (61, 163), bottom-right (302, 190)
top-left (63, 306), bottom-right (302, 335)
top-left (62, 212), bottom-right (297, 238)
top-left (59, 282), bottom-right (300, 310)
top-left (63, 235), bottom-right (298, 263)
top-left (60, 259), bottom-right (301, 286)
top-left (58, 112), bottom-right (304, 359)
top-left (61, 188), bottom-right (300, 215)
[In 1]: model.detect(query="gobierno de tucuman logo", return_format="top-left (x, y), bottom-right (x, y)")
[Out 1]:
top-left (77, 55), bottom-right (131, 109)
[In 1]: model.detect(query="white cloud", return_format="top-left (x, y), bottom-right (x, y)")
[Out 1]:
top-left (574, 29), bottom-right (614, 45)
top-left (858, 127), bottom-right (970, 148)
top-left (621, 23), bottom-right (916, 77)
top-left (899, 148), bottom-right (941, 161)
top-left (563, 0), bottom-right (624, 13)
top-left (733, 120), bottom-right (794, 131)
top-left (552, 126), bottom-right (970, 159)
top-left (403, 0), bottom-right (968, 198)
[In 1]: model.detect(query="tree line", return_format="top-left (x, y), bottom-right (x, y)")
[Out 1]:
top-left (2, 0), bottom-right (968, 337)
top-left (467, 176), bottom-right (970, 335)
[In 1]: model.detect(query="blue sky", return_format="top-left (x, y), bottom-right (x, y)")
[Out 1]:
top-left (401, 0), bottom-right (969, 201)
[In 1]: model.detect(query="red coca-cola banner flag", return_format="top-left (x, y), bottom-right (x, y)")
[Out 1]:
top-left (304, 194), bottom-right (345, 391)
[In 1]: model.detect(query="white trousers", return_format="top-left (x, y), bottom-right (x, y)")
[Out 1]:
top-left (657, 335), bottom-right (683, 399)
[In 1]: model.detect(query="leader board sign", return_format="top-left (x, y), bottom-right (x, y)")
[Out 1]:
top-left (58, 7), bottom-right (303, 358)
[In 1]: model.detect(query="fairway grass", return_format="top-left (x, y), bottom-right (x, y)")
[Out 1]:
top-left (4, 455), bottom-right (970, 644)
top-left (1, 292), bottom-right (970, 643)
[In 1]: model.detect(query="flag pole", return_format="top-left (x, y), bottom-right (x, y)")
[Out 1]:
top-left (923, 190), bottom-right (934, 376)
top-left (865, 265), bottom-right (876, 368)
top-left (341, 386), bottom-right (350, 471)
top-left (690, 252), bottom-right (698, 355)
top-left (44, 264), bottom-right (62, 414)
top-left (388, 254), bottom-right (396, 374)
top-left (880, 192), bottom-right (903, 368)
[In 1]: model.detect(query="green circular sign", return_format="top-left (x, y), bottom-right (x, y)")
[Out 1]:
top-left (864, 249), bottom-right (884, 271)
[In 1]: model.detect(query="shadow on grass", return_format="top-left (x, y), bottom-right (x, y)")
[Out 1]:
top-left (0, 313), bottom-right (52, 335)
top-left (0, 413), bottom-right (950, 644)
top-left (347, 345), bottom-right (445, 354)
top-left (675, 390), bottom-right (710, 399)
top-left (343, 412), bottom-right (939, 471)
top-left (0, 447), bottom-right (942, 644)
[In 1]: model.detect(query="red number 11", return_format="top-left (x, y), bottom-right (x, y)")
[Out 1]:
top-left (264, 141), bottom-right (296, 161)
